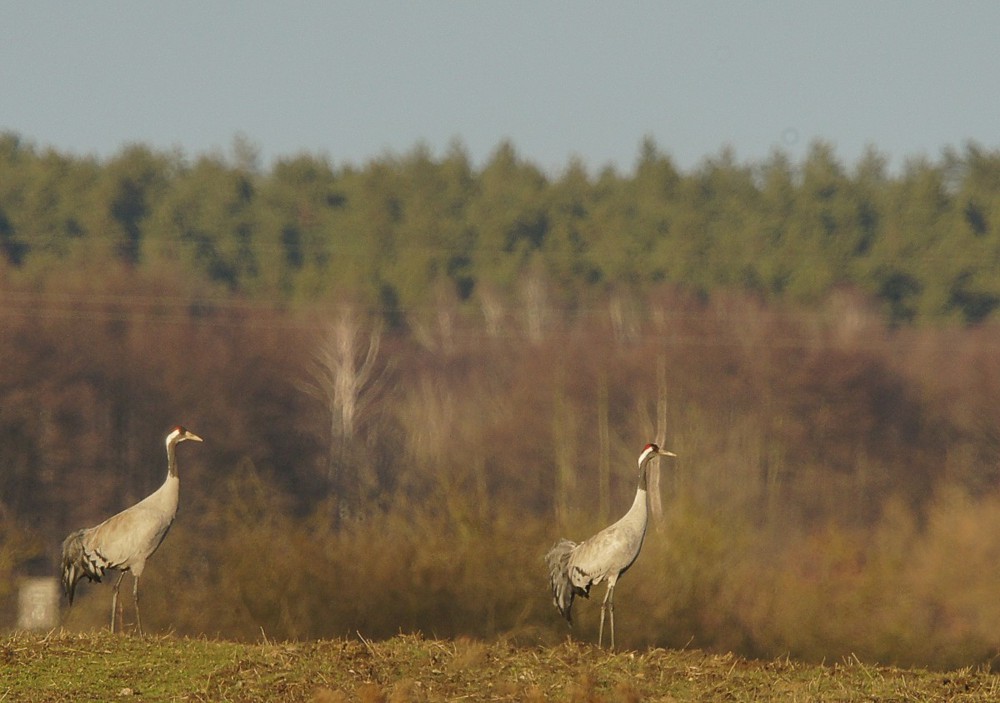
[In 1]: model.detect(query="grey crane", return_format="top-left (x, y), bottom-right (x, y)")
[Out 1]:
top-left (61, 425), bottom-right (202, 634)
top-left (546, 442), bottom-right (676, 648)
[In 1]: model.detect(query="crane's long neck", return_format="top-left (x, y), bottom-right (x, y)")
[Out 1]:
top-left (166, 439), bottom-right (180, 478)
top-left (626, 456), bottom-right (655, 521)
top-left (636, 454), bottom-right (655, 493)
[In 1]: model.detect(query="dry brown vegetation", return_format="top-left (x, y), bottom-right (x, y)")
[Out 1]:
top-left (4, 268), bottom-right (1000, 670)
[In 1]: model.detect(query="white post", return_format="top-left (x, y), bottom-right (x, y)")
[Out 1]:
top-left (18, 577), bottom-right (59, 631)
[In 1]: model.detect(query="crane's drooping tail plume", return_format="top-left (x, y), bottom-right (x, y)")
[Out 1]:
top-left (61, 529), bottom-right (111, 604)
top-left (546, 538), bottom-right (587, 623)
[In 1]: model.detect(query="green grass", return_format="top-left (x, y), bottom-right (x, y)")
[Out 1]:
top-left (2, 631), bottom-right (999, 702)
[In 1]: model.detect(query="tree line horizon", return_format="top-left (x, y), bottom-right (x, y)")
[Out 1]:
top-left (3, 130), bottom-right (1000, 325)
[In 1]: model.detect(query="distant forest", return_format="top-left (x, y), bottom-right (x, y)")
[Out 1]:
top-left (4, 131), bottom-right (1000, 668)
top-left (3, 131), bottom-right (1000, 324)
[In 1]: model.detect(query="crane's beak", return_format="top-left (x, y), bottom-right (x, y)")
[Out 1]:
top-left (658, 449), bottom-right (676, 457)
top-left (186, 432), bottom-right (204, 443)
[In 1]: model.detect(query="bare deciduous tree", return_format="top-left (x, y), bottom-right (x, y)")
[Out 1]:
top-left (303, 308), bottom-right (385, 519)
top-left (521, 267), bottom-right (549, 344)
top-left (650, 351), bottom-right (668, 528)
top-left (478, 283), bottom-right (506, 338)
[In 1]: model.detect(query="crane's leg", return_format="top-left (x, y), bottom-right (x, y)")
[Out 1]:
top-left (133, 574), bottom-right (143, 636)
top-left (598, 604), bottom-right (604, 647)
top-left (110, 571), bottom-right (127, 633)
top-left (607, 585), bottom-right (616, 650)
top-left (598, 582), bottom-right (614, 648)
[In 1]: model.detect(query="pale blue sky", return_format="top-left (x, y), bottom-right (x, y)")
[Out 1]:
top-left (2, 2), bottom-right (998, 174)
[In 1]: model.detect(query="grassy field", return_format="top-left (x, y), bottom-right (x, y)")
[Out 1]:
top-left (2, 632), bottom-right (999, 702)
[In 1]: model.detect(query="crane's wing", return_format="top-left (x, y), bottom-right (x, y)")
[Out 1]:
top-left (82, 504), bottom-right (175, 572)
top-left (566, 521), bottom-right (644, 591)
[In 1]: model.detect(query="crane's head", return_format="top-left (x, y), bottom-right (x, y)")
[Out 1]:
top-left (167, 425), bottom-right (203, 445)
top-left (639, 442), bottom-right (676, 466)
top-left (638, 443), bottom-right (676, 494)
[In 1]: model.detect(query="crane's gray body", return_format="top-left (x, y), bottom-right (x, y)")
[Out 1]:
top-left (546, 443), bottom-right (674, 647)
top-left (60, 426), bottom-right (201, 633)
top-left (61, 475), bottom-right (179, 599)
top-left (546, 487), bottom-right (647, 620)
